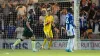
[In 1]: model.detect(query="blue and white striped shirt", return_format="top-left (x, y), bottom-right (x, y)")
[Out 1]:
top-left (66, 13), bottom-right (75, 36)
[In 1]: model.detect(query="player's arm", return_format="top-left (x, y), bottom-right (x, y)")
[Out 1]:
top-left (44, 19), bottom-right (50, 26)
top-left (26, 21), bottom-right (33, 32)
top-left (45, 20), bottom-right (50, 25)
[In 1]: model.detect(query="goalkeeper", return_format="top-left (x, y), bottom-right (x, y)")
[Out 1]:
top-left (41, 8), bottom-right (56, 49)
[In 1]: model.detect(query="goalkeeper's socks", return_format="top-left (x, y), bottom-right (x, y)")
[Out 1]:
top-left (42, 38), bottom-right (47, 48)
top-left (48, 40), bottom-right (52, 49)
top-left (13, 39), bottom-right (22, 46)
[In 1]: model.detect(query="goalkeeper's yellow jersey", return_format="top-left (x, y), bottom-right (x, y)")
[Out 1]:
top-left (43, 15), bottom-right (54, 32)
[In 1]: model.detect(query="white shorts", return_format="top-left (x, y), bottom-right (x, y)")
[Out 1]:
top-left (66, 24), bottom-right (75, 36)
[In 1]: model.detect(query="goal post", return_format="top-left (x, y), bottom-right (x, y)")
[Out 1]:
top-left (74, 0), bottom-right (81, 50)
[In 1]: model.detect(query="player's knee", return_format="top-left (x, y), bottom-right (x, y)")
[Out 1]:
top-left (31, 39), bottom-right (35, 41)
top-left (20, 39), bottom-right (24, 41)
top-left (31, 37), bottom-right (35, 40)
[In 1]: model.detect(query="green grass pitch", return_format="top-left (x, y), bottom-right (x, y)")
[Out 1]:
top-left (0, 49), bottom-right (100, 56)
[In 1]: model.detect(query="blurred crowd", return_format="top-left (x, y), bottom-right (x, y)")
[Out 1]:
top-left (80, 0), bottom-right (100, 39)
top-left (0, 0), bottom-right (71, 39)
top-left (0, 0), bottom-right (99, 39)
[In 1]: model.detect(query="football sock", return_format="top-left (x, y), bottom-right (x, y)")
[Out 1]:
top-left (42, 38), bottom-right (47, 47)
top-left (48, 40), bottom-right (52, 49)
top-left (66, 38), bottom-right (71, 49)
top-left (31, 40), bottom-right (36, 49)
top-left (13, 39), bottom-right (22, 46)
top-left (70, 38), bottom-right (74, 51)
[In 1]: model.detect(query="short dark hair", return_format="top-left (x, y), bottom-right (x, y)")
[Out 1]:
top-left (67, 8), bottom-right (73, 14)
